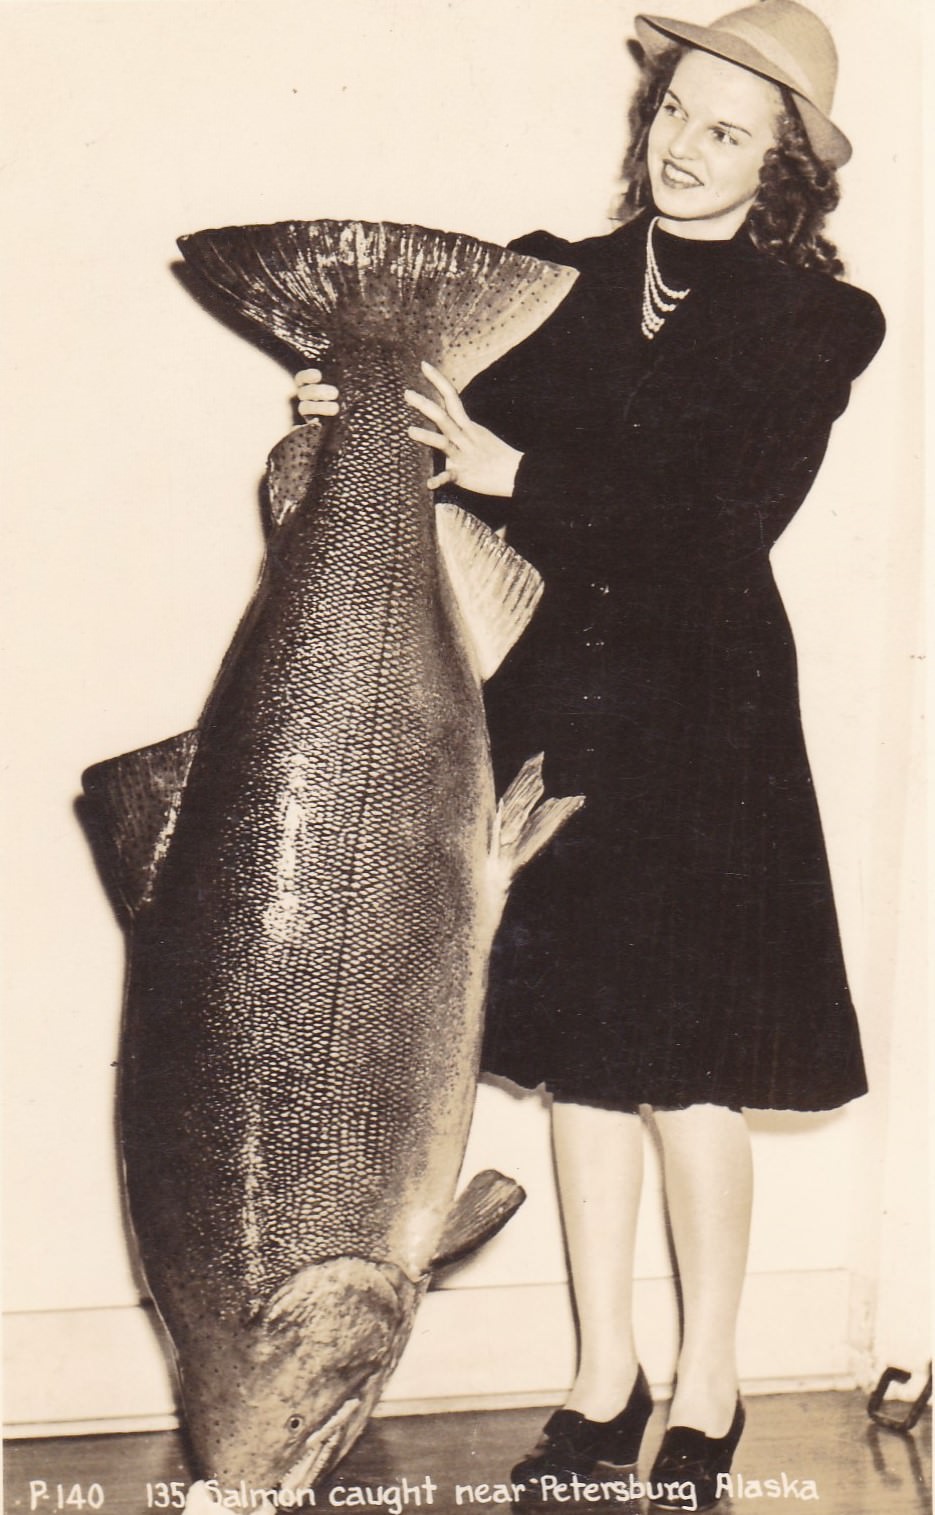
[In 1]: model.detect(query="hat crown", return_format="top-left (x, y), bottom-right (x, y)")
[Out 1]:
top-left (708, 0), bottom-right (838, 113)
top-left (633, 0), bottom-right (851, 164)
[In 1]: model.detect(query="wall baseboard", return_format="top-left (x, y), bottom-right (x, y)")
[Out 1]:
top-left (4, 1271), bottom-right (858, 1439)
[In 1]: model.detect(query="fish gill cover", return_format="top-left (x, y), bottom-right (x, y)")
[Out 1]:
top-left (177, 219), bottom-right (578, 388)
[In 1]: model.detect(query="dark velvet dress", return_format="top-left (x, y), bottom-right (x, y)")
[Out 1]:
top-left (457, 212), bottom-right (884, 1113)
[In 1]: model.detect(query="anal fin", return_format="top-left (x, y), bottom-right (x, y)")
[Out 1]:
top-left (436, 503), bottom-right (543, 682)
top-left (79, 731), bottom-right (198, 921)
top-left (431, 1170), bottom-right (526, 1270)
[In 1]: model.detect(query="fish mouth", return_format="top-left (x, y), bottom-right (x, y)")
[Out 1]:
top-left (278, 1396), bottom-right (363, 1496)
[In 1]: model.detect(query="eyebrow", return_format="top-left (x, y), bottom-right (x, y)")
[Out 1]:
top-left (663, 88), bottom-right (753, 137)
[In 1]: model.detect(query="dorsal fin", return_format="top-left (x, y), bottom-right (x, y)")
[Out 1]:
top-left (431, 1170), bottom-right (526, 1270)
top-left (80, 732), bottom-right (198, 921)
top-left (265, 422), bottom-right (326, 529)
top-left (177, 220), bottom-right (578, 391)
top-left (436, 503), bottom-right (543, 682)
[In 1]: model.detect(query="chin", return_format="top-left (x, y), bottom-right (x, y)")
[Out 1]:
top-left (649, 175), bottom-right (697, 221)
top-left (651, 192), bottom-right (705, 223)
top-left (652, 200), bottom-right (695, 222)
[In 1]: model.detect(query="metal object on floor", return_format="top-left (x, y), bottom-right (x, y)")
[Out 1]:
top-left (868, 1364), bottom-right (933, 1434)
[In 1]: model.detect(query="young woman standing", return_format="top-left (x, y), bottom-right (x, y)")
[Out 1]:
top-left (298, 5), bottom-right (884, 1506)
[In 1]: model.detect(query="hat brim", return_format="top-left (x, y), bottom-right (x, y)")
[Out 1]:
top-left (634, 13), bottom-right (852, 166)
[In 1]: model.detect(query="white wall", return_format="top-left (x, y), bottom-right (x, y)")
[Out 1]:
top-left (1, 0), bottom-right (925, 1431)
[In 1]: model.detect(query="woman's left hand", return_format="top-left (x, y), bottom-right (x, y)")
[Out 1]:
top-left (405, 361), bottom-right (522, 496)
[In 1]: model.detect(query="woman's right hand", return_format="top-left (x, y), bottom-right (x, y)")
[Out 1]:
top-left (295, 369), bottom-right (340, 419)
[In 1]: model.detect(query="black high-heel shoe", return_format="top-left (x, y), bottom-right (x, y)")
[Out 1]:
top-left (648, 1398), bottom-right (745, 1512)
top-left (511, 1366), bottom-right (654, 1498)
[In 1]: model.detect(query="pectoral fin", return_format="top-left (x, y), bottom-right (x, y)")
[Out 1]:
top-left (431, 1169), bottom-right (526, 1270)
top-left (79, 731), bottom-right (198, 921)
top-left (436, 503), bottom-right (543, 682)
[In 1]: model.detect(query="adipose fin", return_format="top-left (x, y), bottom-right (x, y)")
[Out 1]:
top-left (265, 422), bottom-right (326, 529)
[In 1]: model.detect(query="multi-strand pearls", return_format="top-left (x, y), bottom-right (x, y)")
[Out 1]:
top-left (641, 216), bottom-right (690, 340)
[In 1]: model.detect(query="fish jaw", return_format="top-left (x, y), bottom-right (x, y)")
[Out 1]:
top-left (179, 1257), bottom-right (424, 1495)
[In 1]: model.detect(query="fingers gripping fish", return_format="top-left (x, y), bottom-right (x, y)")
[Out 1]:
top-left (80, 221), bottom-right (583, 1504)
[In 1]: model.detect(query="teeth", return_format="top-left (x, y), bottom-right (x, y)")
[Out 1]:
top-left (664, 163), bottom-right (699, 186)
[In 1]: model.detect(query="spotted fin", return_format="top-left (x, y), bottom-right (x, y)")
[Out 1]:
top-left (265, 421), bottom-right (326, 530)
top-left (436, 503), bottom-right (543, 682)
top-left (431, 1170), bottom-right (526, 1270)
top-left (177, 220), bottom-right (579, 391)
top-left (79, 732), bottom-right (198, 921)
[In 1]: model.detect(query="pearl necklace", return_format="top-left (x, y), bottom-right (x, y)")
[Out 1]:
top-left (641, 216), bottom-right (690, 340)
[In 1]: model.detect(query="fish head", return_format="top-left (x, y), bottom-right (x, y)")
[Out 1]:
top-left (181, 1257), bottom-right (421, 1499)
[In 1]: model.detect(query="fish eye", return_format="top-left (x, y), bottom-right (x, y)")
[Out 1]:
top-left (286, 1414), bottom-right (304, 1434)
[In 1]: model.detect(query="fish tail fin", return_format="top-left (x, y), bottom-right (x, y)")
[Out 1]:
top-left (431, 1170), bottom-right (526, 1270)
top-left (494, 754), bottom-right (585, 879)
top-left (79, 732), bottom-right (198, 921)
top-left (436, 503), bottom-right (542, 681)
top-left (177, 220), bottom-right (578, 388)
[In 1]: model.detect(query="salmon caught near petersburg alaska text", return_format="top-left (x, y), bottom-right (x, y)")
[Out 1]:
top-left (80, 221), bottom-right (582, 1505)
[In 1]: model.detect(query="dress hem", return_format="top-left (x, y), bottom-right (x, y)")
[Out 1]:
top-left (480, 1069), bottom-right (869, 1116)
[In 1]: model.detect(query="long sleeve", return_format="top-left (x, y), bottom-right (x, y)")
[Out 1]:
top-left (469, 224), bottom-right (880, 1116)
top-left (456, 230), bottom-right (884, 590)
top-left (504, 283), bottom-right (885, 583)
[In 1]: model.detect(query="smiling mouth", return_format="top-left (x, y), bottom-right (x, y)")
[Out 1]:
top-left (661, 160), bottom-right (703, 189)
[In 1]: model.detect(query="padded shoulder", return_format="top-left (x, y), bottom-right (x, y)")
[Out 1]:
top-left (507, 228), bottom-right (577, 264)
top-left (506, 219), bottom-right (642, 273)
top-left (769, 266), bottom-right (885, 383)
top-left (706, 242), bottom-right (885, 388)
top-left (824, 277), bottom-right (886, 380)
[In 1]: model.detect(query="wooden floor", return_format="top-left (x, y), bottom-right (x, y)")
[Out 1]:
top-left (4, 1392), bottom-right (931, 1514)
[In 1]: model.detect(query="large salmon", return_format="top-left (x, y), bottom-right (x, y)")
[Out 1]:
top-left (81, 221), bottom-right (581, 1502)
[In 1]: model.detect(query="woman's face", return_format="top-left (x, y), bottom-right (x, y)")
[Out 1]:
top-left (647, 49), bottom-right (782, 239)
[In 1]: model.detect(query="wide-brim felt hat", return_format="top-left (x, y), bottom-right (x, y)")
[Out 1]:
top-left (634, 0), bottom-right (852, 166)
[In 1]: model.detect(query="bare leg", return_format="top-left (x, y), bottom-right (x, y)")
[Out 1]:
top-left (653, 1103), bottom-right (753, 1436)
top-left (551, 1100), bottom-right (645, 1420)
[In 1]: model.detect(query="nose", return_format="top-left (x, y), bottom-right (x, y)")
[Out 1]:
top-left (668, 120), bottom-right (699, 160)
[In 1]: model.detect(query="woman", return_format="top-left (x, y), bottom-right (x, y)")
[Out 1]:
top-left (297, 3), bottom-right (884, 1508)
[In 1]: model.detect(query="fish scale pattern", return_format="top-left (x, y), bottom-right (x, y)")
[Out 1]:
top-left (125, 358), bottom-right (480, 1317)
top-left (88, 220), bottom-right (579, 1490)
